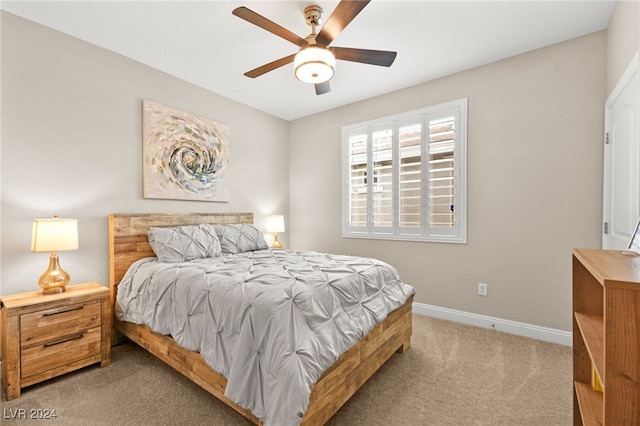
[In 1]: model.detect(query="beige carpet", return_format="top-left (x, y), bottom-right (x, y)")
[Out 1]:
top-left (1, 315), bottom-right (572, 425)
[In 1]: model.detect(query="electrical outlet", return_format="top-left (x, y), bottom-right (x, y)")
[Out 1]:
top-left (478, 283), bottom-right (488, 296)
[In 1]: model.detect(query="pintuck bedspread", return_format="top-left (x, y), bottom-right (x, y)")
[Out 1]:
top-left (115, 248), bottom-right (414, 426)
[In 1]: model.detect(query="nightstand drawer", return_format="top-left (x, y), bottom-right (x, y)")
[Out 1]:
top-left (21, 326), bottom-right (102, 379)
top-left (20, 300), bottom-right (101, 347)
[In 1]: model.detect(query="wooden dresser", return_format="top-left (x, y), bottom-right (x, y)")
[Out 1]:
top-left (572, 249), bottom-right (640, 425)
top-left (1, 282), bottom-right (111, 400)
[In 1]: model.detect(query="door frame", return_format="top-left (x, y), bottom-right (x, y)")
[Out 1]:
top-left (603, 50), bottom-right (640, 249)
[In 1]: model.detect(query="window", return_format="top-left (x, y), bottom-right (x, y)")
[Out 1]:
top-left (342, 98), bottom-right (467, 243)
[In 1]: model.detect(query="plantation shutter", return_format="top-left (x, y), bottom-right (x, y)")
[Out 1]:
top-left (428, 116), bottom-right (455, 229)
top-left (342, 98), bottom-right (466, 243)
top-left (348, 131), bottom-right (368, 230)
top-left (372, 127), bottom-right (393, 230)
top-left (398, 120), bottom-right (423, 233)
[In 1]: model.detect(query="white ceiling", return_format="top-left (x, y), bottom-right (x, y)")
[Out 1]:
top-left (1, 1), bottom-right (616, 121)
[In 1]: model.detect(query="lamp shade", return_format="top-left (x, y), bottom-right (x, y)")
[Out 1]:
top-left (31, 217), bottom-right (79, 252)
top-left (266, 215), bottom-right (285, 233)
top-left (294, 46), bottom-right (335, 84)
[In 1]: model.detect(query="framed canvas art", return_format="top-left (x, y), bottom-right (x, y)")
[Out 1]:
top-left (142, 100), bottom-right (230, 202)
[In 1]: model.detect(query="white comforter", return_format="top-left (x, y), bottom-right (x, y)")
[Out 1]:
top-left (115, 249), bottom-right (414, 425)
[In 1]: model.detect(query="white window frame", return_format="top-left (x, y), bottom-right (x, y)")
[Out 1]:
top-left (342, 98), bottom-right (467, 243)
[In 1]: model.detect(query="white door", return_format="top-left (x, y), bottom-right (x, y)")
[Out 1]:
top-left (603, 51), bottom-right (640, 249)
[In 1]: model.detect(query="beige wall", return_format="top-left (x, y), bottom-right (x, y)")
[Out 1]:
top-left (606, 0), bottom-right (640, 95)
top-left (0, 13), bottom-right (290, 296)
top-left (0, 10), bottom-right (615, 332)
top-left (289, 31), bottom-right (607, 331)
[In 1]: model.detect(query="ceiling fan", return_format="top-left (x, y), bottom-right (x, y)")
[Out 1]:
top-left (232, 1), bottom-right (397, 95)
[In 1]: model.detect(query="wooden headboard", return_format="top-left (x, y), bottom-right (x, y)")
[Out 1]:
top-left (108, 213), bottom-right (253, 316)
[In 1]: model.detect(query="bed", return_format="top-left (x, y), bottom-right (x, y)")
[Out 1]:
top-left (109, 212), bottom-right (414, 425)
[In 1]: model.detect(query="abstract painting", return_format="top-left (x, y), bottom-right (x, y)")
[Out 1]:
top-left (142, 100), bottom-right (229, 202)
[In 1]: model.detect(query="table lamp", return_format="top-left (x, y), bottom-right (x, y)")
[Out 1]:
top-left (266, 215), bottom-right (285, 249)
top-left (31, 215), bottom-right (79, 294)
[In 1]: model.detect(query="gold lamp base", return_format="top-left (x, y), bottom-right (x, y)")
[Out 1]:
top-left (271, 234), bottom-right (284, 249)
top-left (38, 252), bottom-right (70, 294)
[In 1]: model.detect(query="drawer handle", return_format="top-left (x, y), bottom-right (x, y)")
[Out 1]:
top-left (42, 306), bottom-right (84, 317)
top-left (43, 333), bottom-right (84, 348)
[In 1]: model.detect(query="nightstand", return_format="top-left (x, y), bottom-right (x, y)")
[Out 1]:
top-left (1, 282), bottom-right (111, 400)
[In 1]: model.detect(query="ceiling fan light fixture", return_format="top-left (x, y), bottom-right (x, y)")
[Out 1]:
top-left (294, 46), bottom-right (335, 84)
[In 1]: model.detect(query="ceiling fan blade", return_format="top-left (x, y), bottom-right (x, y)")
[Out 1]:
top-left (315, 0), bottom-right (370, 46)
top-left (315, 81), bottom-right (331, 95)
top-left (244, 54), bottom-right (296, 78)
top-left (233, 7), bottom-right (308, 48)
top-left (331, 47), bottom-right (397, 67)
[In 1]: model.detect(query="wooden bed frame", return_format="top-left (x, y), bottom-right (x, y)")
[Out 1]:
top-left (109, 213), bottom-right (413, 425)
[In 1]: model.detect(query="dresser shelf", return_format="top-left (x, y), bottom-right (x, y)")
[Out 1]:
top-left (572, 249), bottom-right (640, 425)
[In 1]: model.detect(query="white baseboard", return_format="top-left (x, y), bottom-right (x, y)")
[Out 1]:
top-left (412, 302), bottom-right (572, 346)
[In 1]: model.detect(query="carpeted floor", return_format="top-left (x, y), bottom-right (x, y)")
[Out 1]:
top-left (1, 315), bottom-right (573, 425)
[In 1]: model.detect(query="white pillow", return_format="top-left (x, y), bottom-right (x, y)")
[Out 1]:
top-left (213, 224), bottom-right (268, 254)
top-left (148, 224), bottom-right (222, 263)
